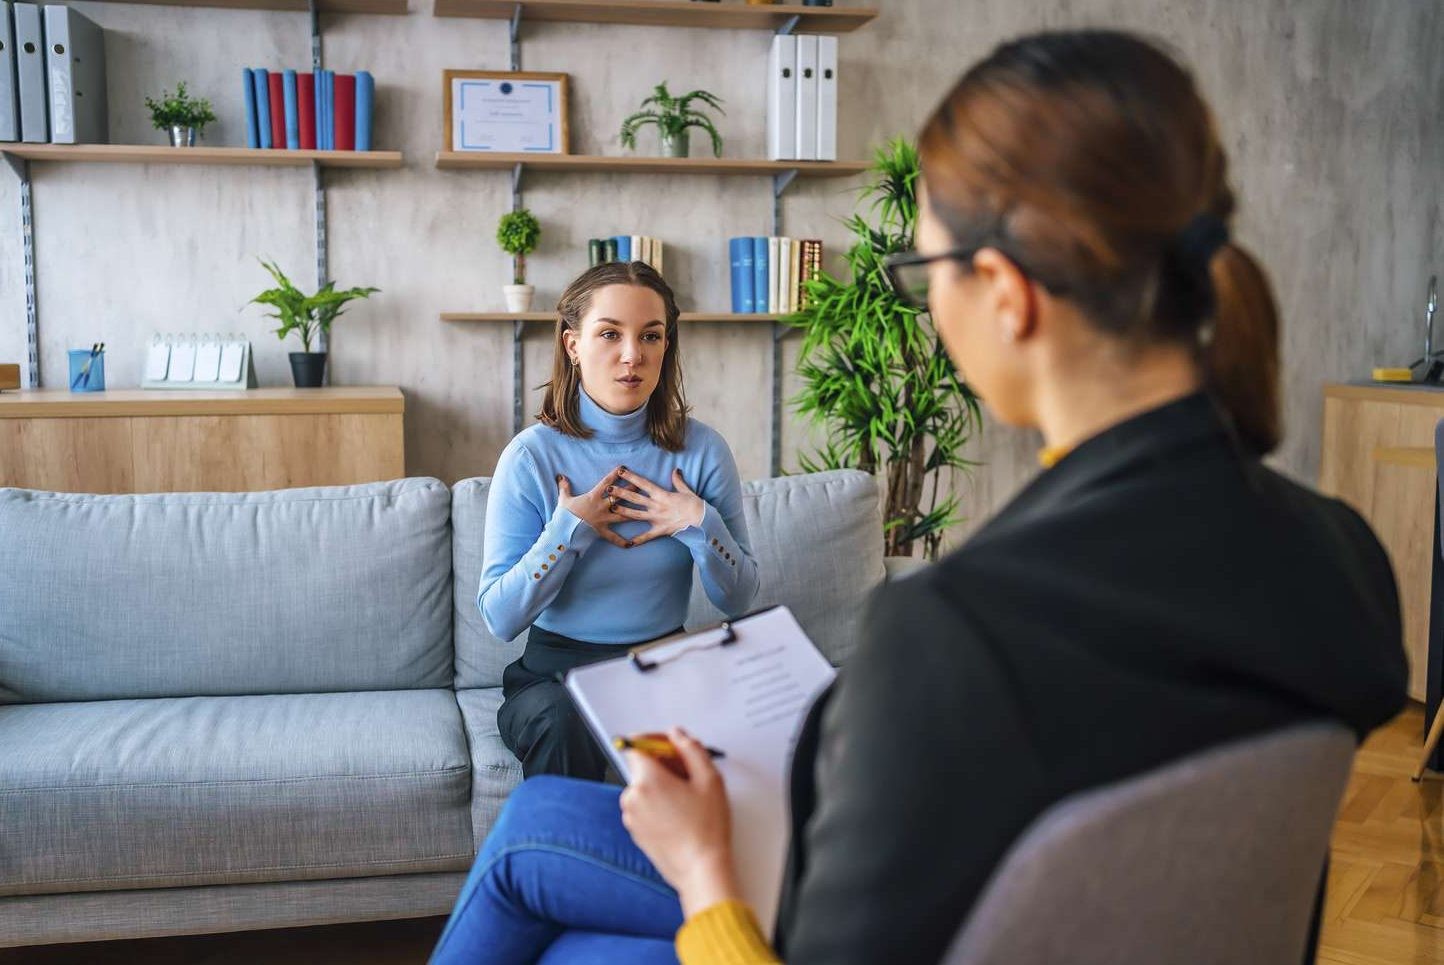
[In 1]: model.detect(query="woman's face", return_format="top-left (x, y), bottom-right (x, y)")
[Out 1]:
top-left (564, 284), bottom-right (669, 414)
top-left (917, 183), bottom-right (1033, 427)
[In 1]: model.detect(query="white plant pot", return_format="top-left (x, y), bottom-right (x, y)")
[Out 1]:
top-left (503, 284), bottom-right (535, 313)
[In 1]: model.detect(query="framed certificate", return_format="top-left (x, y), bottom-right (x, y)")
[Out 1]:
top-left (444, 70), bottom-right (570, 154)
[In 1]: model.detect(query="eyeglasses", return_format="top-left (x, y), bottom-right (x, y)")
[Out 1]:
top-left (883, 248), bottom-right (981, 310)
top-left (884, 246), bottom-right (1067, 310)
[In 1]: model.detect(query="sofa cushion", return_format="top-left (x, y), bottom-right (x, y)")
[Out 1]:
top-left (0, 479), bottom-right (454, 703)
top-left (454, 688), bottom-right (525, 844)
top-left (687, 469), bottom-right (884, 665)
top-left (452, 478), bottom-right (526, 690)
top-left (0, 690), bottom-right (474, 897)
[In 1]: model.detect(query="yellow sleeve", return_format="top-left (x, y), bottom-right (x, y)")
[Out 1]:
top-left (675, 899), bottom-right (782, 965)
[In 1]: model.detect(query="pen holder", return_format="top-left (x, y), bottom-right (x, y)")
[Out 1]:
top-left (68, 349), bottom-right (106, 393)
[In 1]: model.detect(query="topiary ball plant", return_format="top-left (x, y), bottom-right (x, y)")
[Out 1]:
top-left (497, 208), bottom-right (541, 285)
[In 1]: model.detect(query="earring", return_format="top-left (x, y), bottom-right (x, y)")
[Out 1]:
top-left (571, 357), bottom-right (580, 367)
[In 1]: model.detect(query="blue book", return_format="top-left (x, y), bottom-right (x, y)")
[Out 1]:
top-left (252, 69), bottom-right (272, 150)
top-left (282, 69), bottom-right (299, 149)
top-left (242, 68), bottom-right (259, 149)
top-left (615, 235), bottom-right (631, 262)
top-left (354, 70), bottom-right (374, 151)
top-left (738, 238), bottom-right (756, 314)
top-left (323, 70), bottom-right (334, 150)
top-left (751, 237), bottom-right (768, 314)
top-left (729, 238), bottom-right (747, 313)
top-left (317, 70), bottom-right (327, 150)
top-left (313, 68), bottom-right (323, 150)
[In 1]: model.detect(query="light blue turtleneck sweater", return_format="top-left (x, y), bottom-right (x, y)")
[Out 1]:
top-left (477, 389), bottom-right (760, 644)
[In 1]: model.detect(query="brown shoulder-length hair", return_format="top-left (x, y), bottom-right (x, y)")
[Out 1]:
top-left (918, 30), bottom-right (1281, 455)
top-left (537, 261), bottom-right (690, 452)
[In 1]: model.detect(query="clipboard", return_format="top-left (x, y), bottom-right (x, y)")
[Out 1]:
top-left (564, 605), bottom-right (836, 938)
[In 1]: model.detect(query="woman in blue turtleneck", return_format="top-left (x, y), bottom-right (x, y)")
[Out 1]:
top-left (478, 261), bottom-right (760, 780)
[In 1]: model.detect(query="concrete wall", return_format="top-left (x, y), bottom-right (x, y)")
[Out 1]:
top-left (1, 0), bottom-right (1438, 545)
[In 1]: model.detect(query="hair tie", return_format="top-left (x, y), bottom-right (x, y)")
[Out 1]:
top-left (1175, 213), bottom-right (1230, 269)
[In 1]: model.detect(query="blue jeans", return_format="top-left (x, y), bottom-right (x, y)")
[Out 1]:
top-left (430, 776), bottom-right (684, 965)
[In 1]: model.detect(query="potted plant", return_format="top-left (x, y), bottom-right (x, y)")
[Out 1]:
top-left (619, 82), bottom-right (724, 159)
top-left (786, 137), bottom-right (983, 561)
top-left (144, 82), bottom-right (217, 147)
top-left (497, 208), bottom-right (541, 313)
top-left (249, 259), bottom-right (379, 388)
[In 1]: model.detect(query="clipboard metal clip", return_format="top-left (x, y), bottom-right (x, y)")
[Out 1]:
top-left (630, 621), bottom-right (738, 673)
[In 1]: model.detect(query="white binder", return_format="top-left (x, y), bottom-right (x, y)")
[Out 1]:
top-left (0, 2), bottom-right (19, 141)
top-left (564, 607), bottom-right (837, 940)
top-left (816, 35), bottom-right (838, 161)
top-left (766, 34), bottom-right (796, 161)
top-left (793, 34), bottom-right (819, 162)
top-left (43, 4), bottom-right (106, 144)
top-left (13, 2), bottom-right (45, 143)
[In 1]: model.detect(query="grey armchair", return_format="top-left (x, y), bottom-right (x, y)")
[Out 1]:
top-left (941, 723), bottom-right (1354, 965)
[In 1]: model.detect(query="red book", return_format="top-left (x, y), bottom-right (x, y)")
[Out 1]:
top-left (296, 72), bottom-right (316, 150)
top-left (334, 73), bottom-right (356, 151)
top-left (267, 72), bottom-right (286, 149)
top-left (297, 72), bottom-right (316, 150)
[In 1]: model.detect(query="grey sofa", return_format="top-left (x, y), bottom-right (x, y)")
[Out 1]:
top-left (0, 468), bottom-right (888, 947)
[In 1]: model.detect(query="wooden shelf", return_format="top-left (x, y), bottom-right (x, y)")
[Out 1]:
top-left (433, 0), bottom-right (876, 32)
top-left (0, 387), bottom-right (405, 418)
top-left (442, 312), bottom-right (787, 323)
top-left (84, 0), bottom-right (408, 14)
top-left (435, 152), bottom-right (865, 177)
top-left (2, 144), bottom-right (405, 168)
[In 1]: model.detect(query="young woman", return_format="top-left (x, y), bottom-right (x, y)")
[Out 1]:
top-left (435, 31), bottom-right (1406, 965)
top-left (477, 260), bottom-right (759, 781)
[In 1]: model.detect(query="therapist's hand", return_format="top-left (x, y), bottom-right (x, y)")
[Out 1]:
top-left (605, 468), bottom-right (707, 546)
top-left (620, 727), bottom-right (743, 918)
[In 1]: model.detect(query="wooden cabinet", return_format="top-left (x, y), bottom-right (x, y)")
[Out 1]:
top-left (1320, 383), bottom-right (1444, 701)
top-left (0, 387), bottom-right (404, 494)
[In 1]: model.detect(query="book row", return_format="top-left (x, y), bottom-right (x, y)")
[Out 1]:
top-left (730, 237), bottom-right (823, 315)
top-left (588, 236), bottom-right (665, 274)
top-left (242, 69), bottom-right (376, 152)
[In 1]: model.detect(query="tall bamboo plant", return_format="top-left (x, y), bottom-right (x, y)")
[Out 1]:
top-left (786, 138), bottom-right (982, 560)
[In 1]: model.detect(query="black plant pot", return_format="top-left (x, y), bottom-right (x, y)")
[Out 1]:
top-left (289, 352), bottom-right (327, 388)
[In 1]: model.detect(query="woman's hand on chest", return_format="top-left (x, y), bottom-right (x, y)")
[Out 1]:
top-left (556, 467), bottom-right (636, 548)
top-left (605, 467), bottom-right (707, 547)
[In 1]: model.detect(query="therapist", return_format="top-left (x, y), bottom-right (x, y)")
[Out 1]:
top-left (434, 29), bottom-right (1407, 965)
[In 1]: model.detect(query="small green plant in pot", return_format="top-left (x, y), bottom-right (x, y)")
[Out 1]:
top-left (144, 82), bottom-right (217, 148)
top-left (250, 259), bottom-right (379, 388)
top-left (787, 137), bottom-right (983, 560)
top-left (497, 208), bottom-right (541, 313)
top-left (619, 82), bottom-right (724, 159)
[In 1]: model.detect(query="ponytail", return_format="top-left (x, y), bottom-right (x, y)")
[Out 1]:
top-left (1205, 242), bottom-right (1280, 455)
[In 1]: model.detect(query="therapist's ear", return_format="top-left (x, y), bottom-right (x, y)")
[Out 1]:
top-left (972, 248), bottom-right (1038, 344)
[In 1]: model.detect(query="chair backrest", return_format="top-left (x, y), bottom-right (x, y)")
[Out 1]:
top-left (941, 723), bottom-right (1355, 965)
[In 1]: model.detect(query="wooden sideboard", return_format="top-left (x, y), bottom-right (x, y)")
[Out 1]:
top-left (0, 387), bottom-right (404, 494)
top-left (1320, 382), bottom-right (1444, 701)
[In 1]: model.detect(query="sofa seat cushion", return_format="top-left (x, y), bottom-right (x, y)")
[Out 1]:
top-left (0, 690), bottom-right (475, 897)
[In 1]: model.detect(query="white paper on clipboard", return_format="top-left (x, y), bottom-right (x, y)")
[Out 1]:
top-left (564, 605), bottom-right (836, 939)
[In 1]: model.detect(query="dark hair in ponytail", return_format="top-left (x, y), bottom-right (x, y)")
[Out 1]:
top-left (918, 29), bottom-right (1281, 454)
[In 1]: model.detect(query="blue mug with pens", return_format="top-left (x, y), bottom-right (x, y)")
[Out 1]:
top-left (68, 343), bottom-right (105, 392)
